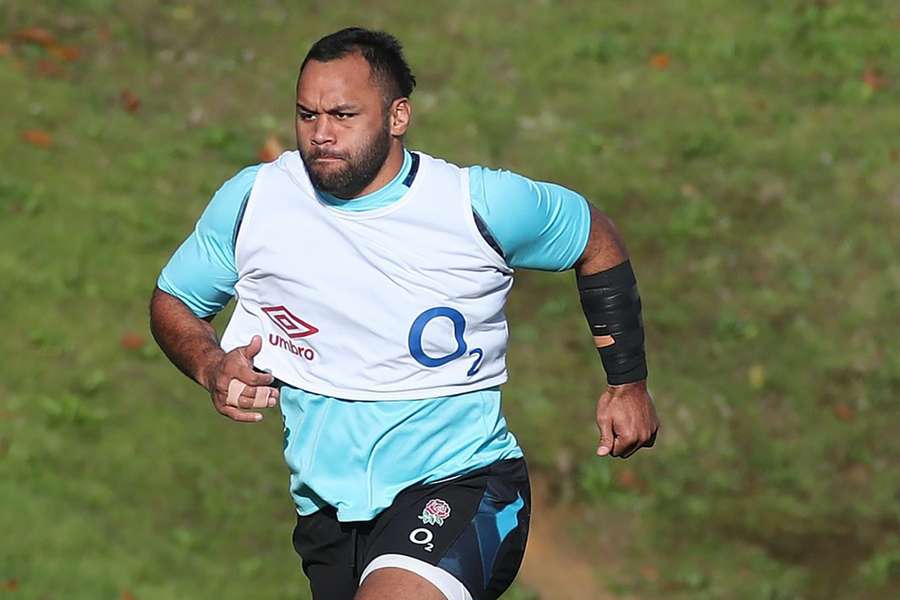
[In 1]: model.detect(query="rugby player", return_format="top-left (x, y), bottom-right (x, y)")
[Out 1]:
top-left (150, 27), bottom-right (659, 600)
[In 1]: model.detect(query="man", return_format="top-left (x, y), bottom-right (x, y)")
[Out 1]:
top-left (150, 27), bottom-right (659, 600)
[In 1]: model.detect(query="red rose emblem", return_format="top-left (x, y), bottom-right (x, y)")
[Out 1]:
top-left (419, 498), bottom-right (451, 526)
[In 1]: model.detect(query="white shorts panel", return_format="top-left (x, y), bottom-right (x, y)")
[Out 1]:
top-left (359, 553), bottom-right (473, 600)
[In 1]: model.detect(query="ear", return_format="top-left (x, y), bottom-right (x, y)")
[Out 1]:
top-left (388, 97), bottom-right (411, 137)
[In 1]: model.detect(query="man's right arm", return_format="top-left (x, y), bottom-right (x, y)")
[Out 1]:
top-left (149, 165), bottom-right (278, 422)
top-left (149, 286), bottom-right (224, 389)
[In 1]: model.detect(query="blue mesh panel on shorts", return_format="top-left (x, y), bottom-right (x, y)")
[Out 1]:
top-left (438, 481), bottom-right (526, 595)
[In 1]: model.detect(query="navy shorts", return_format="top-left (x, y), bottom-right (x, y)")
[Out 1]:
top-left (291, 458), bottom-right (531, 600)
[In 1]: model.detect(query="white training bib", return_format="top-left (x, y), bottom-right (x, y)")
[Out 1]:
top-left (219, 150), bottom-right (513, 400)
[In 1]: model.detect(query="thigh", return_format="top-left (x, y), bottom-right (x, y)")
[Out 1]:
top-left (355, 566), bottom-right (446, 600)
top-left (291, 509), bottom-right (359, 600)
top-left (360, 458), bottom-right (532, 600)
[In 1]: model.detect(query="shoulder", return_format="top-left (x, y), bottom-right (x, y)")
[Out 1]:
top-left (468, 165), bottom-right (535, 198)
top-left (467, 163), bottom-right (589, 226)
top-left (198, 164), bottom-right (264, 236)
top-left (466, 164), bottom-right (591, 271)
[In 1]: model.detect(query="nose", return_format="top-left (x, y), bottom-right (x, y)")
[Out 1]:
top-left (310, 116), bottom-right (334, 146)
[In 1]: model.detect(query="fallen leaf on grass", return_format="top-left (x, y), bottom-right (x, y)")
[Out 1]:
top-left (48, 45), bottom-right (81, 62)
top-left (120, 332), bottom-right (145, 350)
top-left (121, 591), bottom-right (137, 600)
top-left (0, 41), bottom-right (10, 57)
top-left (862, 68), bottom-right (888, 92)
top-left (833, 402), bottom-right (855, 422)
top-left (649, 52), bottom-right (671, 70)
top-left (21, 129), bottom-right (53, 148)
top-left (747, 364), bottom-right (766, 389)
top-left (258, 134), bottom-right (284, 162)
top-left (120, 88), bottom-right (141, 113)
top-left (13, 26), bottom-right (56, 48)
top-left (3, 578), bottom-right (18, 591)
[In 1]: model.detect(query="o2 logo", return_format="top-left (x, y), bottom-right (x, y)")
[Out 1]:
top-left (408, 307), bottom-right (483, 376)
top-left (409, 528), bottom-right (435, 552)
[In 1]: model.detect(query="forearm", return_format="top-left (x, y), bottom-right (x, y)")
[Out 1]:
top-left (575, 206), bottom-right (647, 385)
top-left (149, 286), bottom-right (225, 389)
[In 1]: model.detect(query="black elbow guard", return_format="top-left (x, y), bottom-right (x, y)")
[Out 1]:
top-left (576, 260), bottom-right (647, 385)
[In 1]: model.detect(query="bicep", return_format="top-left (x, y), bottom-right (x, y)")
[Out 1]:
top-left (471, 167), bottom-right (591, 271)
top-left (157, 229), bottom-right (237, 318)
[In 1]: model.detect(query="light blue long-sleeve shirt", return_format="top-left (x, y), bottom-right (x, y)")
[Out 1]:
top-left (158, 149), bottom-right (591, 521)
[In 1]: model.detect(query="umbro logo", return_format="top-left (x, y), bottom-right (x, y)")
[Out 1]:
top-left (262, 305), bottom-right (319, 339)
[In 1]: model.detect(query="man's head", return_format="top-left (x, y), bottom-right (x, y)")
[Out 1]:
top-left (296, 28), bottom-right (415, 198)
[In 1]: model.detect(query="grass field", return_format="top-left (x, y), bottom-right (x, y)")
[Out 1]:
top-left (2, 1), bottom-right (899, 598)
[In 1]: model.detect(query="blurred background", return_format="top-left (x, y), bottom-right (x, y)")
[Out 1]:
top-left (1, 1), bottom-right (898, 598)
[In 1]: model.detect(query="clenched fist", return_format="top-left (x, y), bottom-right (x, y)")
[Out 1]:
top-left (595, 380), bottom-right (659, 458)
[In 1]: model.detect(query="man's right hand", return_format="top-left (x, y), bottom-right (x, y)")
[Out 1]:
top-left (200, 335), bottom-right (280, 422)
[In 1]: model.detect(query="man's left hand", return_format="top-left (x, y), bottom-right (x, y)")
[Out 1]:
top-left (595, 380), bottom-right (659, 458)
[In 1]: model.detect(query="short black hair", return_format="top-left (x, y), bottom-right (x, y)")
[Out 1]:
top-left (301, 27), bottom-right (416, 104)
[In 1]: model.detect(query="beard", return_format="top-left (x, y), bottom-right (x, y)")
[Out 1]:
top-left (299, 122), bottom-right (392, 199)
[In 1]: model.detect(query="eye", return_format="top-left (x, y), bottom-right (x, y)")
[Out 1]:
top-left (297, 109), bottom-right (316, 121)
top-left (335, 112), bottom-right (354, 120)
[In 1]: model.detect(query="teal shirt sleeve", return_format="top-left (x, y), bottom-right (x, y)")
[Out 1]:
top-left (156, 165), bottom-right (261, 317)
top-left (468, 166), bottom-right (591, 271)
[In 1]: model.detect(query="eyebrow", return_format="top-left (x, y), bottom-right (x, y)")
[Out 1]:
top-left (296, 102), bottom-right (358, 113)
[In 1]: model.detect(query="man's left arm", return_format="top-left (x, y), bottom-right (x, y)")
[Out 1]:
top-left (573, 205), bottom-right (659, 458)
top-left (470, 166), bottom-right (659, 458)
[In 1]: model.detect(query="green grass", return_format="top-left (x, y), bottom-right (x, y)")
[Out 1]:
top-left (2, 1), bottom-right (899, 598)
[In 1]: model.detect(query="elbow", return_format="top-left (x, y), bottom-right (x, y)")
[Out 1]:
top-left (574, 206), bottom-right (628, 273)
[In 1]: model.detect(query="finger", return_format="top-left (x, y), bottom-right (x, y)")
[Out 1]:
top-left (231, 364), bottom-right (275, 387)
top-left (597, 418), bottom-right (615, 457)
top-left (239, 335), bottom-right (263, 361)
top-left (235, 387), bottom-right (279, 409)
top-left (225, 379), bottom-right (246, 408)
top-left (613, 433), bottom-right (639, 458)
top-left (251, 385), bottom-right (271, 409)
top-left (621, 443), bottom-right (643, 459)
top-left (218, 405), bottom-right (264, 423)
top-left (235, 384), bottom-right (279, 401)
top-left (623, 430), bottom-right (656, 458)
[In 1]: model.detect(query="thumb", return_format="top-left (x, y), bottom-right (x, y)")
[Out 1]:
top-left (597, 417), bottom-right (615, 457)
top-left (239, 335), bottom-right (263, 361)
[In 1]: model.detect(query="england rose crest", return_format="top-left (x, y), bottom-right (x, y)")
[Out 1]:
top-left (419, 498), bottom-right (451, 526)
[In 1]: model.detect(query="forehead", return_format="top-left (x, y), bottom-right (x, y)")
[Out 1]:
top-left (297, 53), bottom-right (381, 105)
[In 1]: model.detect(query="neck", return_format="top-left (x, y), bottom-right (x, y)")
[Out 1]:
top-left (342, 139), bottom-right (405, 199)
